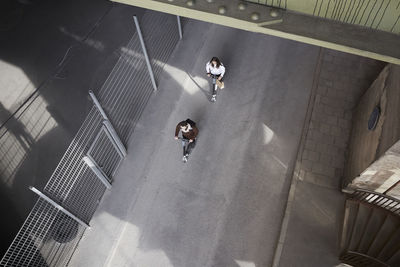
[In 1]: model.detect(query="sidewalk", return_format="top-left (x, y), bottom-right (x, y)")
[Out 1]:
top-left (69, 20), bottom-right (319, 267)
top-left (276, 49), bottom-right (385, 266)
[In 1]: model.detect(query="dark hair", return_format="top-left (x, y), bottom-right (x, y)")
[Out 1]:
top-left (179, 119), bottom-right (196, 128)
top-left (185, 118), bottom-right (196, 127)
top-left (179, 120), bottom-right (187, 127)
top-left (210, 57), bottom-right (221, 68)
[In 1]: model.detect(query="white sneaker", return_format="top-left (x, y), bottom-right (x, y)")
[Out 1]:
top-left (182, 155), bottom-right (188, 163)
top-left (211, 96), bottom-right (216, 102)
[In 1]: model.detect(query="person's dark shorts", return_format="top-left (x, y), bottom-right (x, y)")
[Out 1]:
top-left (215, 74), bottom-right (224, 82)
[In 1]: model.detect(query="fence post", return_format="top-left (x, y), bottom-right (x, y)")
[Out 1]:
top-left (133, 15), bottom-right (157, 91)
top-left (29, 186), bottom-right (90, 228)
top-left (88, 90), bottom-right (127, 157)
top-left (89, 90), bottom-right (109, 120)
top-left (103, 120), bottom-right (127, 157)
top-left (177, 16), bottom-right (183, 39)
top-left (101, 124), bottom-right (125, 159)
top-left (83, 155), bottom-right (112, 189)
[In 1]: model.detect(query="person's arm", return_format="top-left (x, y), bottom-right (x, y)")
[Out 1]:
top-left (219, 65), bottom-right (226, 78)
top-left (206, 62), bottom-right (211, 75)
top-left (175, 124), bottom-right (181, 138)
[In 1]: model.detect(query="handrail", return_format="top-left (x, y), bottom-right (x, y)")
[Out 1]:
top-left (348, 189), bottom-right (400, 217)
top-left (340, 251), bottom-right (389, 267)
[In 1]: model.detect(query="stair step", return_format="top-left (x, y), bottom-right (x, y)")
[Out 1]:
top-left (367, 213), bottom-right (399, 258)
top-left (357, 207), bottom-right (387, 254)
top-left (348, 202), bottom-right (372, 251)
top-left (377, 224), bottom-right (400, 262)
top-left (342, 200), bottom-right (360, 251)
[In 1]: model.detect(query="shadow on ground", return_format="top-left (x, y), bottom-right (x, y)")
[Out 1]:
top-left (0, 0), bottom-right (144, 256)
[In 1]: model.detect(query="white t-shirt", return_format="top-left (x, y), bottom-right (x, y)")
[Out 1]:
top-left (181, 123), bottom-right (192, 133)
top-left (206, 61), bottom-right (225, 77)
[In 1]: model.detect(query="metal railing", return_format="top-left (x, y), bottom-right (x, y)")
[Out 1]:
top-left (348, 189), bottom-right (400, 217)
top-left (244, 0), bottom-right (400, 34)
top-left (340, 251), bottom-right (389, 267)
top-left (0, 11), bottom-right (181, 267)
top-left (0, 92), bottom-right (123, 267)
top-left (340, 189), bottom-right (400, 266)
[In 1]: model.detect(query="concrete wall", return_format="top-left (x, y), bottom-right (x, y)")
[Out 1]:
top-left (344, 64), bottom-right (400, 196)
top-left (347, 140), bottom-right (400, 198)
top-left (245, 0), bottom-right (400, 34)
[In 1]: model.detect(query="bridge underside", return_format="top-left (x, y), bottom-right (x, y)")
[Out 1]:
top-left (113, 0), bottom-right (400, 65)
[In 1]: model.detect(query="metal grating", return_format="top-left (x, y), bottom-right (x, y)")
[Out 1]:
top-left (340, 250), bottom-right (389, 267)
top-left (0, 198), bottom-right (85, 267)
top-left (244, 0), bottom-right (400, 34)
top-left (0, 10), bottom-right (182, 267)
top-left (98, 30), bottom-right (153, 143)
top-left (98, 11), bottom-right (180, 143)
top-left (349, 189), bottom-right (400, 217)
top-left (142, 11), bottom-right (181, 80)
top-left (61, 165), bottom-right (107, 224)
top-left (87, 126), bottom-right (123, 180)
top-left (44, 107), bottom-right (104, 202)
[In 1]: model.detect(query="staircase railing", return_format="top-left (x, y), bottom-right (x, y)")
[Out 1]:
top-left (348, 189), bottom-right (400, 217)
top-left (340, 251), bottom-right (389, 267)
top-left (340, 189), bottom-right (400, 266)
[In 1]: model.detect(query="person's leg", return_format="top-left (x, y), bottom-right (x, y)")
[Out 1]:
top-left (186, 139), bottom-right (196, 155)
top-left (212, 84), bottom-right (217, 96)
top-left (212, 77), bottom-right (217, 96)
top-left (182, 140), bottom-right (187, 156)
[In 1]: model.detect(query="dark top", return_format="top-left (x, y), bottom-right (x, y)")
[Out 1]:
top-left (175, 121), bottom-right (199, 140)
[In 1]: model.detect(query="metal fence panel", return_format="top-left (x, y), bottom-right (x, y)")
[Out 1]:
top-left (44, 107), bottom-right (104, 202)
top-left (87, 126), bottom-right (123, 180)
top-left (0, 198), bottom-right (85, 267)
top-left (61, 165), bottom-right (107, 224)
top-left (0, 10), bottom-right (181, 267)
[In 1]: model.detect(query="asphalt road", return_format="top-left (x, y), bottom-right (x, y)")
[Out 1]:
top-left (70, 19), bottom-right (320, 267)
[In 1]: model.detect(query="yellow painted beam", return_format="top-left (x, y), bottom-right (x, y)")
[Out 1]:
top-left (113, 0), bottom-right (400, 65)
top-left (246, 0), bottom-right (400, 34)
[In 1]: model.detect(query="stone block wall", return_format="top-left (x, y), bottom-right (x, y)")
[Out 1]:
top-left (298, 49), bottom-right (385, 189)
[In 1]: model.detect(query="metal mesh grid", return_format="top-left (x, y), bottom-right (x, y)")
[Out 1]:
top-left (36, 215), bottom-right (85, 267)
top-left (142, 11), bottom-right (181, 80)
top-left (44, 107), bottom-right (104, 202)
top-left (60, 164), bottom-right (107, 224)
top-left (0, 11), bottom-right (181, 267)
top-left (98, 31), bottom-right (153, 143)
top-left (0, 198), bottom-right (58, 267)
top-left (88, 127), bottom-right (122, 180)
top-left (0, 198), bottom-right (85, 267)
top-left (98, 11), bottom-right (180, 143)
